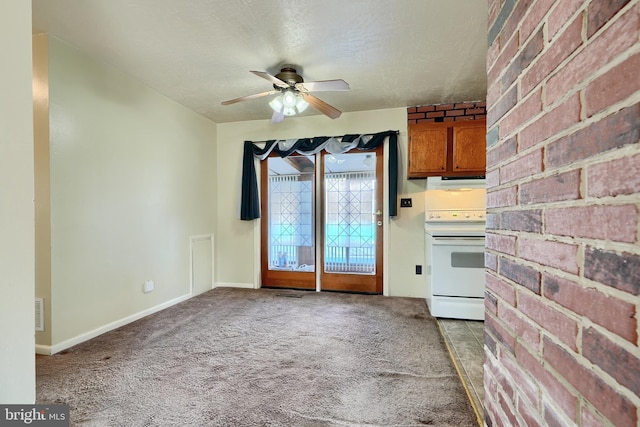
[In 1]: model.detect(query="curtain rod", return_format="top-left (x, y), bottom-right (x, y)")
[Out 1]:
top-left (246, 130), bottom-right (399, 145)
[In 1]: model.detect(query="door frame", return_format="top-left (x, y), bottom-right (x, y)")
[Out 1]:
top-left (254, 142), bottom-right (390, 295)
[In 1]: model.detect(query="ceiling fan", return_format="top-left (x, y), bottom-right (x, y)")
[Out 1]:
top-left (221, 66), bottom-right (349, 123)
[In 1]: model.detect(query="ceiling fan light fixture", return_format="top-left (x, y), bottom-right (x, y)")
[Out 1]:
top-left (295, 97), bottom-right (309, 113)
top-left (269, 96), bottom-right (284, 112)
top-left (270, 90), bottom-right (309, 116)
top-left (283, 106), bottom-right (297, 116)
top-left (223, 68), bottom-right (348, 122)
top-left (282, 89), bottom-right (297, 108)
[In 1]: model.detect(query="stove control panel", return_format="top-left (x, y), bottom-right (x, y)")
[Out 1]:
top-left (425, 209), bottom-right (486, 222)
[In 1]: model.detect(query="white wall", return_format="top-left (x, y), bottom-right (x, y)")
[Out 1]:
top-left (0, 1), bottom-right (35, 403)
top-left (40, 36), bottom-right (218, 350)
top-left (216, 108), bottom-right (428, 297)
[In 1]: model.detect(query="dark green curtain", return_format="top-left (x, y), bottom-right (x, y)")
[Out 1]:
top-left (240, 130), bottom-right (399, 220)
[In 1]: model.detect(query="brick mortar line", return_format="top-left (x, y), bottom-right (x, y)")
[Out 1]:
top-left (486, 4), bottom-right (545, 94)
top-left (488, 14), bottom-right (640, 135)
top-left (484, 180), bottom-right (640, 204)
top-left (486, 83), bottom-right (513, 127)
top-left (485, 215), bottom-right (640, 249)
top-left (488, 244), bottom-right (639, 269)
top-left (486, 132), bottom-right (640, 177)
top-left (537, 43), bottom-right (640, 118)
top-left (482, 350), bottom-right (511, 422)
top-left (486, 99), bottom-right (640, 174)
top-left (509, 323), bottom-right (640, 421)
top-left (487, 186), bottom-right (640, 209)
top-left (491, 250), bottom-right (577, 281)
top-left (534, 324), bottom-right (640, 410)
top-left (588, 0), bottom-right (640, 40)
top-left (486, 247), bottom-right (639, 306)
top-left (485, 212), bottom-right (640, 243)
top-left (487, 26), bottom-right (520, 80)
top-left (408, 100), bottom-right (485, 110)
top-left (488, 290), bottom-right (638, 388)
top-left (491, 192), bottom-right (640, 211)
top-left (489, 241), bottom-right (638, 305)
top-left (485, 188), bottom-right (640, 206)
top-left (489, 88), bottom-right (640, 153)
top-left (485, 100), bottom-right (640, 184)
top-left (494, 362), bottom-right (535, 426)
top-left (483, 338), bottom-right (575, 424)
top-left (487, 280), bottom-right (637, 344)
top-left (487, 0), bottom-right (632, 108)
top-left (488, 285), bottom-right (621, 346)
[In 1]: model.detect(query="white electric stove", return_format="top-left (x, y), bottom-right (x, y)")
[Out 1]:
top-left (424, 179), bottom-right (486, 320)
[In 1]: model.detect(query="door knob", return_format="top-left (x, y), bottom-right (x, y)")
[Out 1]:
top-left (375, 210), bottom-right (383, 216)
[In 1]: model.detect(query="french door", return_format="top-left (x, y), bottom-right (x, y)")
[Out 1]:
top-left (260, 146), bottom-right (383, 293)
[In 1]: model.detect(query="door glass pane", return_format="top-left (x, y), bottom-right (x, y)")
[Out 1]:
top-left (267, 156), bottom-right (315, 272)
top-left (324, 152), bottom-right (376, 274)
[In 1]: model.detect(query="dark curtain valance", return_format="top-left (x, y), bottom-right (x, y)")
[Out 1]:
top-left (240, 130), bottom-right (399, 221)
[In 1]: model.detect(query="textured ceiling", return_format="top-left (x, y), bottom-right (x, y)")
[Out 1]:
top-left (32, 0), bottom-right (488, 124)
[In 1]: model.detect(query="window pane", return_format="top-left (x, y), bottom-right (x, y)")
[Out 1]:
top-left (324, 152), bottom-right (376, 274)
top-left (267, 156), bottom-right (315, 272)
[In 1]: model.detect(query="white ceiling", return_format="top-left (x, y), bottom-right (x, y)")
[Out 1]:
top-left (31, 0), bottom-right (488, 124)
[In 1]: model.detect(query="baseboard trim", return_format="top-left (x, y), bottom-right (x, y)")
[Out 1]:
top-left (36, 293), bottom-right (192, 356)
top-left (214, 282), bottom-right (257, 289)
top-left (36, 344), bottom-right (51, 355)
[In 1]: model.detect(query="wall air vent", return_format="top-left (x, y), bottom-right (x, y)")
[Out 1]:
top-left (35, 298), bottom-right (44, 331)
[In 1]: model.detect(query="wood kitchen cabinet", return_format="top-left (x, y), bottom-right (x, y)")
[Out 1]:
top-left (407, 119), bottom-right (486, 178)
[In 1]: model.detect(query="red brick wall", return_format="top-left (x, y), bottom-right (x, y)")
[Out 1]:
top-left (485, 1), bottom-right (640, 426)
top-left (407, 101), bottom-right (486, 124)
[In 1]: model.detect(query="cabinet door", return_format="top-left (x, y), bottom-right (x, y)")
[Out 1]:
top-left (452, 124), bottom-right (486, 173)
top-left (408, 127), bottom-right (448, 178)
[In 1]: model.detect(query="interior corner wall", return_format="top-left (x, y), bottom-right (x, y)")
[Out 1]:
top-left (33, 33), bottom-right (52, 349)
top-left (46, 36), bottom-right (218, 351)
top-left (0, 0), bottom-right (35, 403)
top-left (215, 108), bottom-right (428, 298)
top-left (485, 1), bottom-right (640, 426)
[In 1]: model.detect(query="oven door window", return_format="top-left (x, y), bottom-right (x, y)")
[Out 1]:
top-left (431, 237), bottom-right (485, 298)
top-left (451, 251), bottom-right (484, 268)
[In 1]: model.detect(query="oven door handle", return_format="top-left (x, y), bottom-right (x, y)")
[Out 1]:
top-left (432, 237), bottom-right (485, 246)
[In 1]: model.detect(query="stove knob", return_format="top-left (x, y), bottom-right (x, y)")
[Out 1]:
top-left (465, 213), bottom-right (470, 218)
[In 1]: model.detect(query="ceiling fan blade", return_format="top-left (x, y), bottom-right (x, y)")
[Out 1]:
top-left (301, 93), bottom-right (342, 119)
top-left (296, 79), bottom-right (350, 92)
top-left (250, 71), bottom-right (289, 88)
top-left (221, 90), bottom-right (277, 105)
top-left (271, 109), bottom-right (285, 124)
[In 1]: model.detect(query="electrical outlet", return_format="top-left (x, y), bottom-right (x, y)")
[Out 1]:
top-left (415, 265), bottom-right (422, 275)
top-left (143, 280), bottom-right (155, 293)
top-left (400, 198), bottom-right (412, 208)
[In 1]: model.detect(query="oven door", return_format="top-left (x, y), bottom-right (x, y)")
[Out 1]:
top-left (431, 236), bottom-right (485, 298)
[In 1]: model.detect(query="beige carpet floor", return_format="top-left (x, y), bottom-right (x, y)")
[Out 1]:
top-left (36, 287), bottom-right (477, 426)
